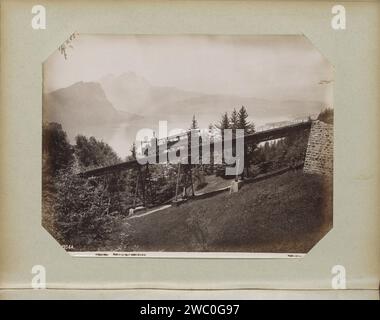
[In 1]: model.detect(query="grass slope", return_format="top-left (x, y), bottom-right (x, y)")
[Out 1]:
top-left (125, 170), bottom-right (333, 253)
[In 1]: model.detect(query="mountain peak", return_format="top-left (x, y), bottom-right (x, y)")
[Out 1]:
top-left (43, 80), bottom-right (120, 126)
top-left (64, 80), bottom-right (103, 91)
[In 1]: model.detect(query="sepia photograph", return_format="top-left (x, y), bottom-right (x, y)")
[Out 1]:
top-left (42, 34), bottom-right (333, 257)
top-left (2, 0), bottom-right (380, 302)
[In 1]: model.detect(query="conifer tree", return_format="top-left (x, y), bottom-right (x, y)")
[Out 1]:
top-left (230, 108), bottom-right (239, 129)
top-left (237, 106), bottom-right (255, 178)
top-left (217, 112), bottom-right (230, 130)
top-left (237, 106), bottom-right (254, 133)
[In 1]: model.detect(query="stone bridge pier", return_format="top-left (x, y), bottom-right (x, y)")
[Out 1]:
top-left (303, 120), bottom-right (333, 176)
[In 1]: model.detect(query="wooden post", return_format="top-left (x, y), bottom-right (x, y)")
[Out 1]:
top-left (210, 136), bottom-right (214, 174)
top-left (183, 168), bottom-right (187, 198)
top-left (145, 163), bottom-right (154, 206)
top-left (235, 158), bottom-right (240, 182)
top-left (133, 167), bottom-right (140, 209)
top-left (189, 166), bottom-right (195, 196)
top-left (175, 162), bottom-right (181, 201)
top-left (141, 167), bottom-right (146, 207)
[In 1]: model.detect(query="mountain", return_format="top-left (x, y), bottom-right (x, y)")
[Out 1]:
top-left (43, 74), bottom-right (326, 157)
top-left (43, 81), bottom-right (142, 140)
top-left (99, 72), bottom-right (324, 128)
top-left (44, 81), bottom-right (120, 125)
top-left (99, 72), bottom-right (199, 116)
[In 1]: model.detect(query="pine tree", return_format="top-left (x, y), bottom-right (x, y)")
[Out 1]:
top-left (230, 108), bottom-right (239, 129)
top-left (237, 106), bottom-right (255, 178)
top-left (214, 112), bottom-right (230, 168)
top-left (216, 112), bottom-right (230, 130)
top-left (237, 106), bottom-right (254, 133)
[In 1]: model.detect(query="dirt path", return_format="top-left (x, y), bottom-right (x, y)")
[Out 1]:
top-left (126, 204), bottom-right (172, 220)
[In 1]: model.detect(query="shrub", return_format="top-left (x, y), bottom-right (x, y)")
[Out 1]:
top-left (51, 165), bottom-right (120, 250)
top-left (317, 108), bottom-right (334, 124)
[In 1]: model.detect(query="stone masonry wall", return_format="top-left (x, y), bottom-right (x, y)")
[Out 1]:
top-left (303, 120), bottom-right (333, 175)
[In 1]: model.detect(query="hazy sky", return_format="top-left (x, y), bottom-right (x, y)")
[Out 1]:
top-left (44, 34), bottom-right (333, 105)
